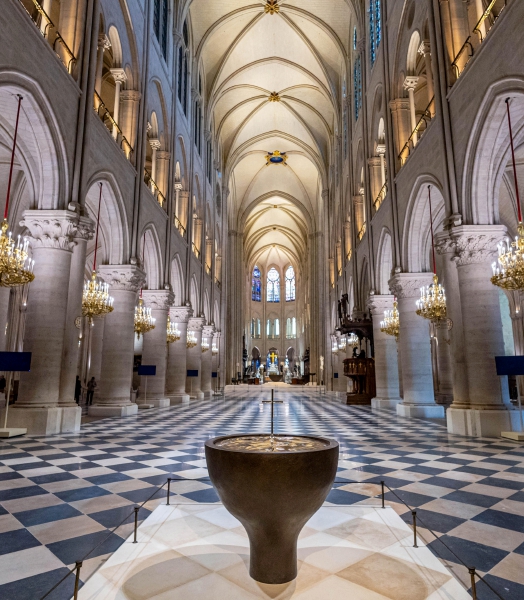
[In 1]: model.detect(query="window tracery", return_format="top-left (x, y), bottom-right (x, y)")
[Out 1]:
top-left (267, 267), bottom-right (280, 302)
top-left (285, 265), bottom-right (295, 301)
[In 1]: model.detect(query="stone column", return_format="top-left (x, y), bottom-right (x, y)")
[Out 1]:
top-left (389, 98), bottom-right (411, 165)
top-left (212, 331), bottom-right (221, 394)
top-left (89, 316), bottom-right (105, 384)
top-left (10, 211), bottom-right (78, 435)
top-left (201, 325), bottom-right (215, 398)
top-left (447, 225), bottom-right (518, 436)
top-left (58, 215), bottom-right (95, 432)
top-left (94, 34), bottom-right (111, 104)
top-left (368, 294), bottom-right (402, 409)
top-left (389, 273), bottom-right (445, 418)
top-left (156, 151), bottom-right (170, 201)
top-left (140, 290), bottom-right (174, 408)
top-left (120, 90), bottom-right (141, 151)
top-left (434, 323), bottom-right (454, 404)
top-left (368, 157), bottom-right (382, 208)
top-left (89, 265), bottom-right (145, 416)
top-left (110, 68), bottom-right (127, 139)
top-left (403, 76), bottom-right (419, 145)
top-left (149, 139), bottom-right (161, 194)
top-left (166, 306), bottom-right (192, 404)
top-left (0, 287), bottom-right (11, 353)
top-left (418, 41), bottom-right (435, 114)
top-left (186, 317), bottom-right (205, 399)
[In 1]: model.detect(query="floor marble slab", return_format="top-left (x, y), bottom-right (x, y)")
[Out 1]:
top-left (78, 503), bottom-right (471, 600)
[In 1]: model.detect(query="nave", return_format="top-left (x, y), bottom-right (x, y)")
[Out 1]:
top-left (0, 392), bottom-right (523, 598)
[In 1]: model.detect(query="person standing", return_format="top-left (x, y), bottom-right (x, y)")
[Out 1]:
top-left (74, 376), bottom-right (82, 404)
top-left (87, 377), bottom-right (97, 405)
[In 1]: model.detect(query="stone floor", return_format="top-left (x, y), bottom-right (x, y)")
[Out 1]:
top-left (0, 389), bottom-right (523, 599)
top-left (78, 504), bottom-right (471, 600)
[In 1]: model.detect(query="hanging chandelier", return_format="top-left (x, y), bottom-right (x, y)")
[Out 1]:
top-left (492, 98), bottom-right (524, 291)
top-left (338, 337), bottom-right (346, 351)
top-left (348, 333), bottom-right (359, 347)
top-left (82, 183), bottom-right (114, 320)
top-left (166, 315), bottom-right (180, 343)
top-left (415, 186), bottom-right (447, 323)
top-left (201, 338), bottom-right (210, 353)
top-left (134, 295), bottom-right (155, 338)
top-left (380, 300), bottom-right (400, 339)
top-left (187, 331), bottom-right (197, 349)
top-left (212, 343), bottom-right (219, 356)
top-left (0, 95), bottom-right (35, 288)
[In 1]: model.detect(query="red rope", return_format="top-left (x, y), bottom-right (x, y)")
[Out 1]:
top-left (4, 95), bottom-right (23, 221)
top-left (428, 185), bottom-right (437, 275)
top-left (92, 183), bottom-right (103, 272)
top-left (506, 98), bottom-right (522, 223)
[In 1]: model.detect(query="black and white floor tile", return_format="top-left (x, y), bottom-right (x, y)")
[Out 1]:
top-left (0, 388), bottom-right (523, 599)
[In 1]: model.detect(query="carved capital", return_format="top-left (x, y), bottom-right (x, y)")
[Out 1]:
top-left (376, 143), bottom-right (386, 156)
top-left (141, 289), bottom-right (175, 310)
top-left (20, 210), bottom-right (80, 251)
top-left (170, 306), bottom-right (193, 323)
top-left (97, 265), bottom-right (146, 293)
top-left (75, 215), bottom-right (96, 242)
top-left (110, 68), bottom-right (127, 84)
top-left (450, 225), bottom-right (507, 267)
top-left (149, 138), bottom-right (161, 151)
top-left (202, 325), bottom-right (215, 337)
top-left (188, 316), bottom-right (205, 332)
top-left (367, 294), bottom-right (395, 316)
top-left (174, 182), bottom-right (183, 191)
top-left (403, 76), bottom-right (419, 91)
top-left (98, 34), bottom-right (111, 51)
top-left (213, 331), bottom-right (222, 340)
top-left (418, 41), bottom-right (431, 56)
top-left (389, 273), bottom-right (434, 299)
top-left (434, 231), bottom-right (455, 256)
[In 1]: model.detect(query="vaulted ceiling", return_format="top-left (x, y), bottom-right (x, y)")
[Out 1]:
top-left (189, 0), bottom-right (355, 270)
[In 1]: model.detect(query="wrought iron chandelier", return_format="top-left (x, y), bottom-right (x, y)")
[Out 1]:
top-left (201, 338), bottom-right (210, 353)
top-left (416, 186), bottom-right (447, 323)
top-left (186, 331), bottom-right (197, 349)
top-left (380, 300), bottom-right (400, 339)
top-left (166, 315), bottom-right (180, 344)
top-left (82, 183), bottom-right (114, 321)
top-left (0, 95), bottom-right (35, 288)
top-left (134, 293), bottom-right (155, 339)
top-left (492, 98), bottom-right (524, 291)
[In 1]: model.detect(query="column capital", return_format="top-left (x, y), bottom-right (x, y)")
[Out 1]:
top-left (389, 272), bottom-right (434, 299)
top-left (141, 289), bottom-right (175, 310)
top-left (98, 34), bottom-right (111, 50)
top-left (213, 331), bottom-right (222, 340)
top-left (188, 317), bottom-right (206, 331)
top-left (174, 182), bottom-right (183, 191)
top-left (110, 68), bottom-right (127, 84)
top-left (21, 210), bottom-right (80, 251)
top-left (202, 325), bottom-right (215, 337)
top-left (418, 40), bottom-right (431, 56)
top-left (75, 215), bottom-right (96, 242)
top-left (434, 231), bottom-right (455, 255)
top-left (97, 265), bottom-right (146, 292)
top-left (450, 224), bottom-right (507, 266)
top-left (403, 76), bottom-right (419, 91)
top-left (149, 138), bottom-right (161, 151)
top-left (368, 294), bottom-right (395, 316)
top-left (170, 306), bottom-right (193, 323)
top-left (376, 143), bottom-right (386, 156)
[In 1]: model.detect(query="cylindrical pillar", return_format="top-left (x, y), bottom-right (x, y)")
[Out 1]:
top-left (447, 225), bottom-right (517, 436)
top-left (389, 273), bottom-right (445, 418)
top-left (403, 76), bottom-right (419, 145)
top-left (368, 294), bottom-right (402, 409)
top-left (186, 317), bottom-right (205, 399)
top-left (149, 139), bottom-right (161, 193)
top-left (140, 290), bottom-right (174, 407)
top-left (201, 325), bottom-right (215, 398)
top-left (166, 307), bottom-right (192, 403)
top-left (110, 68), bottom-right (127, 139)
top-left (11, 211), bottom-right (78, 435)
top-left (94, 34), bottom-right (111, 104)
top-left (89, 265), bottom-right (145, 416)
top-left (418, 41), bottom-right (435, 114)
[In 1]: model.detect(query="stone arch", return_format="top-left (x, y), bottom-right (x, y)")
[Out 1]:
top-left (465, 78), bottom-right (524, 225)
top-left (190, 274), bottom-right (199, 312)
top-left (214, 300), bottom-right (220, 327)
top-left (204, 290), bottom-right (211, 322)
top-left (377, 228), bottom-right (393, 294)
top-left (170, 254), bottom-right (184, 304)
top-left (107, 26), bottom-right (123, 67)
top-left (0, 73), bottom-right (66, 212)
top-left (406, 31), bottom-right (421, 75)
top-left (140, 225), bottom-right (163, 290)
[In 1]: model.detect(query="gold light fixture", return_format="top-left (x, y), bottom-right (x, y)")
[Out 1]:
top-left (492, 99), bottom-right (524, 291)
top-left (416, 186), bottom-right (447, 323)
top-left (201, 338), bottom-right (210, 353)
top-left (82, 183), bottom-right (114, 321)
top-left (268, 91), bottom-right (281, 102)
top-left (134, 294), bottom-right (155, 339)
top-left (212, 343), bottom-right (219, 356)
top-left (0, 95), bottom-right (35, 288)
top-left (186, 331), bottom-right (197, 349)
top-left (265, 0), bottom-right (279, 14)
top-left (380, 300), bottom-right (400, 339)
top-left (166, 315), bottom-right (180, 344)
top-left (265, 150), bottom-right (287, 166)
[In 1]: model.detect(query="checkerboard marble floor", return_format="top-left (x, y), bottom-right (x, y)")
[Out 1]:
top-left (0, 389), bottom-right (523, 599)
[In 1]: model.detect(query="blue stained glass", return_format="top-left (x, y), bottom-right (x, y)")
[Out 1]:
top-left (354, 56), bottom-right (362, 121)
top-left (375, 0), bottom-right (382, 49)
top-left (369, 1), bottom-right (376, 65)
top-left (285, 265), bottom-right (295, 301)
top-left (353, 27), bottom-right (357, 51)
top-left (252, 266), bottom-right (261, 302)
top-left (267, 267), bottom-right (280, 302)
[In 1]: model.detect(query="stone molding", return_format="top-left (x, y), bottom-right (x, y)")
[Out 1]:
top-left (75, 215), bottom-right (96, 242)
top-left (367, 294), bottom-right (395, 316)
top-left (170, 306), bottom-right (193, 323)
top-left (202, 325), bottom-right (215, 337)
top-left (156, 151), bottom-right (171, 161)
top-left (21, 210), bottom-right (81, 251)
top-left (389, 98), bottom-right (410, 111)
top-left (188, 317), bottom-right (205, 332)
top-left (120, 90), bottom-right (141, 102)
top-left (97, 265), bottom-right (146, 292)
top-left (434, 231), bottom-right (455, 256)
top-left (389, 273), bottom-right (434, 299)
top-left (141, 290), bottom-right (175, 310)
top-left (450, 225), bottom-right (507, 266)
top-left (213, 331), bottom-right (222, 340)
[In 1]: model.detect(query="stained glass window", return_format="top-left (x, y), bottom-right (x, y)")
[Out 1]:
top-left (267, 267), bottom-right (280, 302)
top-left (353, 27), bottom-right (357, 51)
top-left (252, 266), bottom-right (261, 302)
top-left (285, 265), bottom-right (295, 301)
top-left (354, 55), bottom-right (362, 121)
top-left (275, 319), bottom-right (280, 337)
top-left (370, 0), bottom-right (381, 66)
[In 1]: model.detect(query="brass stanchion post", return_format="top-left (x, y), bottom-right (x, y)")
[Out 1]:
top-left (412, 510), bottom-right (418, 548)
top-left (381, 481), bottom-right (385, 508)
top-left (73, 561), bottom-right (83, 599)
top-left (469, 568), bottom-right (477, 600)
top-left (167, 477), bottom-right (172, 505)
top-left (133, 506), bottom-right (139, 543)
